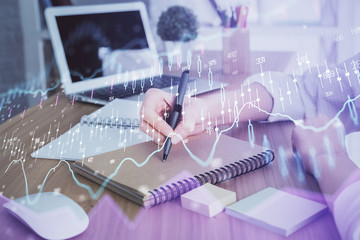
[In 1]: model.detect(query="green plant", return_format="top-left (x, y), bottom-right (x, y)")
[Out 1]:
top-left (157, 6), bottom-right (199, 42)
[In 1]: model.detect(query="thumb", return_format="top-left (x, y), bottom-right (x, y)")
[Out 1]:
top-left (171, 120), bottom-right (195, 145)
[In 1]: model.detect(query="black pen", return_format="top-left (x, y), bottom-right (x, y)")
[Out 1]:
top-left (163, 69), bottom-right (190, 162)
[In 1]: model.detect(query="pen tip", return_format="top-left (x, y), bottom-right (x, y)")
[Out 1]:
top-left (162, 154), bottom-right (168, 162)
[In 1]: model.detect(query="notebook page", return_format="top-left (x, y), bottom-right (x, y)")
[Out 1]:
top-left (31, 98), bottom-right (149, 160)
top-left (78, 133), bottom-right (265, 196)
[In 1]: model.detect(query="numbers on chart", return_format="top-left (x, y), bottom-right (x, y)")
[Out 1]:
top-left (256, 56), bottom-right (265, 64)
top-left (353, 60), bottom-right (360, 71)
top-left (227, 51), bottom-right (237, 59)
top-left (333, 34), bottom-right (344, 43)
top-left (297, 55), bottom-right (309, 65)
top-left (325, 91), bottom-right (333, 97)
top-left (350, 26), bottom-right (360, 35)
top-left (323, 70), bottom-right (335, 79)
top-left (208, 59), bottom-right (217, 67)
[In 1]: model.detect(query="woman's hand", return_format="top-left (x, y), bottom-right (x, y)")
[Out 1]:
top-left (291, 115), bottom-right (347, 174)
top-left (140, 88), bottom-right (207, 145)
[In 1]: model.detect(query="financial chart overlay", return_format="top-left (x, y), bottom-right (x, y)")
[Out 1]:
top-left (1, 21), bottom-right (360, 210)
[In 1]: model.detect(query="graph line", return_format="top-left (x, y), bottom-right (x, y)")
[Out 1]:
top-left (4, 92), bottom-right (360, 205)
top-left (0, 79), bottom-right (61, 99)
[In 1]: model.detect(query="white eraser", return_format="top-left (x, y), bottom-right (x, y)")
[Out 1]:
top-left (181, 183), bottom-right (236, 217)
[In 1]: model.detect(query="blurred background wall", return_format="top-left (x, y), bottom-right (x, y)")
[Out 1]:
top-left (0, 0), bottom-right (360, 123)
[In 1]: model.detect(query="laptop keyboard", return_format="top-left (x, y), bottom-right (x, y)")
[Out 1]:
top-left (79, 75), bottom-right (186, 102)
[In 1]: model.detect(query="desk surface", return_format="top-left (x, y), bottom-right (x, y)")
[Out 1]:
top-left (0, 51), bottom-right (340, 239)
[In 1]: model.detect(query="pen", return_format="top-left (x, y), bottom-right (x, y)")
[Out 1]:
top-left (162, 69), bottom-right (190, 162)
top-left (242, 6), bottom-right (248, 28)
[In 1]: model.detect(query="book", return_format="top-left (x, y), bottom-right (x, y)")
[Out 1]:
top-left (225, 187), bottom-right (328, 236)
top-left (31, 98), bottom-right (149, 160)
top-left (73, 133), bottom-right (274, 208)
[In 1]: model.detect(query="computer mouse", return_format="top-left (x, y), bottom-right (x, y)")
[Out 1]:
top-left (3, 192), bottom-right (89, 240)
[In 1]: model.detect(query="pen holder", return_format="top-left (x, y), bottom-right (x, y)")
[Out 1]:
top-left (222, 28), bottom-right (250, 75)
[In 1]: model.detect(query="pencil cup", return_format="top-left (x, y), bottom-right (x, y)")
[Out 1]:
top-left (222, 28), bottom-right (250, 75)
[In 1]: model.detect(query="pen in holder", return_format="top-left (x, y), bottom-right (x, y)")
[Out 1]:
top-left (217, 5), bottom-right (250, 75)
top-left (222, 28), bottom-right (250, 75)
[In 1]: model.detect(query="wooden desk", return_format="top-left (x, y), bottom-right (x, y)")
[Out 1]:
top-left (0, 52), bottom-right (340, 239)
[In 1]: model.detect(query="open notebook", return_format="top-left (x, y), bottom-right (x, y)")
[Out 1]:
top-left (31, 98), bottom-right (149, 160)
top-left (73, 133), bottom-right (274, 208)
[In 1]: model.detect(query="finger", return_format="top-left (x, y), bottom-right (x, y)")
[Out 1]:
top-left (172, 120), bottom-right (195, 144)
top-left (140, 92), bottom-right (172, 121)
top-left (139, 120), bottom-right (167, 143)
top-left (142, 112), bottom-right (174, 137)
top-left (157, 89), bottom-right (176, 106)
top-left (141, 98), bottom-right (175, 137)
top-left (171, 123), bottom-right (205, 145)
top-left (192, 123), bottom-right (205, 135)
top-left (142, 88), bottom-right (175, 109)
top-left (154, 131), bottom-right (167, 145)
top-left (151, 135), bottom-right (166, 145)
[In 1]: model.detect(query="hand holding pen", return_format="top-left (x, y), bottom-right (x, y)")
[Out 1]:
top-left (140, 70), bottom-right (206, 162)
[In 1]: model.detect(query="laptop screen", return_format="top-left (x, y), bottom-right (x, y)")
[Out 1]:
top-left (56, 11), bottom-right (152, 83)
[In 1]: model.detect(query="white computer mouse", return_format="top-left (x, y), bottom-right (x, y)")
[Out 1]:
top-left (3, 192), bottom-right (89, 240)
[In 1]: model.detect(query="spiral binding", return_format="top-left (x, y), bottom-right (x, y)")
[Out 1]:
top-left (80, 115), bottom-right (140, 129)
top-left (145, 149), bottom-right (275, 208)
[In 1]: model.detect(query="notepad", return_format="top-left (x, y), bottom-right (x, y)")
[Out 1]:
top-left (31, 98), bottom-right (149, 160)
top-left (181, 183), bottom-right (236, 217)
top-left (226, 187), bottom-right (328, 236)
top-left (73, 133), bottom-right (274, 208)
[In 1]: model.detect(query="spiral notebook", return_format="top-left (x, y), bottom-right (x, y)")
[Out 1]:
top-left (73, 133), bottom-right (274, 208)
top-left (31, 98), bottom-right (149, 160)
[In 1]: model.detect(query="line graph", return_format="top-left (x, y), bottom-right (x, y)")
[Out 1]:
top-left (1, 30), bottom-right (359, 205)
top-left (0, 79), bottom-right (61, 99)
top-left (252, 94), bottom-right (360, 132)
top-left (4, 91), bottom-right (360, 205)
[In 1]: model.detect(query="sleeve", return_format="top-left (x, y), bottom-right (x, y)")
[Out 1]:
top-left (244, 71), bottom-right (308, 122)
top-left (244, 53), bottom-right (360, 131)
top-left (333, 180), bottom-right (360, 239)
top-left (301, 54), bottom-right (360, 133)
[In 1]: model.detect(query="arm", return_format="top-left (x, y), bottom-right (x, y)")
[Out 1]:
top-left (292, 116), bottom-right (360, 239)
top-left (140, 53), bottom-right (360, 143)
top-left (291, 116), bottom-right (356, 198)
top-left (140, 82), bottom-right (273, 144)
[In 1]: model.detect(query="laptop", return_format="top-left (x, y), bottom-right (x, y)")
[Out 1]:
top-left (45, 2), bottom-right (222, 105)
